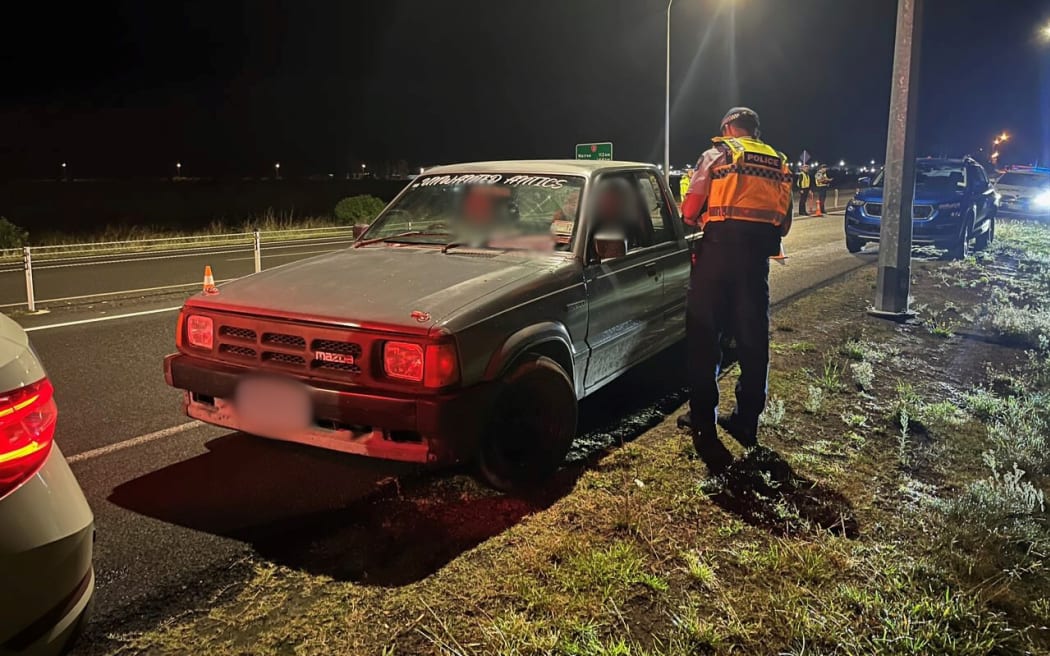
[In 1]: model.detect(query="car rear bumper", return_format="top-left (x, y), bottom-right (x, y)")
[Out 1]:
top-left (0, 444), bottom-right (95, 656)
top-left (165, 353), bottom-right (496, 465)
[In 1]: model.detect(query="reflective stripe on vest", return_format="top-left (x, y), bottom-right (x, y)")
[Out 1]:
top-left (799, 172), bottom-right (811, 188)
top-left (704, 136), bottom-right (792, 228)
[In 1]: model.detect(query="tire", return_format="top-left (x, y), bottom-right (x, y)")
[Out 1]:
top-left (845, 235), bottom-right (865, 253)
top-left (946, 219), bottom-right (972, 260)
top-left (478, 355), bottom-right (577, 493)
top-left (975, 215), bottom-right (995, 251)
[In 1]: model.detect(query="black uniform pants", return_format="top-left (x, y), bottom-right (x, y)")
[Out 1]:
top-left (687, 234), bottom-right (771, 436)
top-left (816, 187), bottom-right (828, 213)
top-left (798, 188), bottom-right (810, 215)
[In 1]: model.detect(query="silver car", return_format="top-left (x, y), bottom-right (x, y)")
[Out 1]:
top-left (0, 314), bottom-right (94, 655)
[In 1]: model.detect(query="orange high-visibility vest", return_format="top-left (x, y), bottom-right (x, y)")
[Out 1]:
top-left (704, 136), bottom-right (792, 228)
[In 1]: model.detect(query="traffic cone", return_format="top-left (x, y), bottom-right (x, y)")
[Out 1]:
top-left (202, 265), bottom-right (219, 294)
top-left (771, 244), bottom-right (788, 265)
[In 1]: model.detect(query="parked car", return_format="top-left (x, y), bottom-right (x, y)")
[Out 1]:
top-left (845, 157), bottom-right (997, 258)
top-left (0, 314), bottom-right (94, 655)
top-left (165, 160), bottom-right (698, 491)
top-left (994, 165), bottom-right (1050, 219)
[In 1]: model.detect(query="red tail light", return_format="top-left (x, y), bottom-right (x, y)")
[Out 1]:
top-left (0, 378), bottom-right (58, 499)
top-left (383, 342), bottom-right (424, 381)
top-left (424, 343), bottom-right (460, 388)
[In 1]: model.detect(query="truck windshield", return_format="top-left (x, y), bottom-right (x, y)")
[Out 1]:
top-left (871, 162), bottom-right (967, 191)
top-left (362, 173), bottom-right (586, 252)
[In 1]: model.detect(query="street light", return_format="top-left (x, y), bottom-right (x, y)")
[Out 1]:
top-left (664, 0), bottom-right (674, 185)
top-left (839, 160), bottom-right (846, 167)
top-left (1041, 22), bottom-right (1050, 41)
top-left (274, 162), bottom-right (281, 179)
top-left (176, 162), bottom-right (182, 177)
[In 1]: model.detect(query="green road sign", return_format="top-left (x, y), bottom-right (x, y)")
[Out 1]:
top-left (575, 142), bottom-right (613, 160)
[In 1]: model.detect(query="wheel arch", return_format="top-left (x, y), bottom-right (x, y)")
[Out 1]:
top-left (483, 322), bottom-right (578, 396)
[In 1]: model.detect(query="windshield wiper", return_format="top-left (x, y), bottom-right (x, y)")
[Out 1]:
top-left (353, 230), bottom-right (451, 248)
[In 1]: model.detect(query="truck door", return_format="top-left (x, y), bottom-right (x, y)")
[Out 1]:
top-left (582, 171), bottom-right (669, 392)
top-left (633, 169), bottom-right (690, 344)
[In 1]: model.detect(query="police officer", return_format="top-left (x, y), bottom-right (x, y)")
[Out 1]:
top-left (677, 107), bottom-right (793, 468)
top-left (680, 167), bottom-right (693, 202)
top-left (814, 164), bottom-right (831, 216)
top-left (797, 164), bottom-right (812, 216)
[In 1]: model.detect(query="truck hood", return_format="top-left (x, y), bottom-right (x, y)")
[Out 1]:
top-left (855, 185), bottom-right (964, 206)
top-left (184, 246), bottom-right (552, 334)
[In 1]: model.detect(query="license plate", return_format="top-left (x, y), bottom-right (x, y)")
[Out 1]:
top-left (234, 376), bottom-right (311, 435)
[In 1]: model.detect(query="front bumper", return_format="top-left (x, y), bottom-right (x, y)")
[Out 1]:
top-left (845, 208), bottom-right (960, 246)
top-left (164, 353), bottom-right (496, 465)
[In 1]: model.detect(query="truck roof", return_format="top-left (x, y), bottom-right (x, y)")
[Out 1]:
top-left (422, 160), bottom-right (657, 178)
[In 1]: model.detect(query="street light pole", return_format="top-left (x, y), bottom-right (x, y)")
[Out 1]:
top-left (664, 0), bottom-right (674, 185)
top-left (873, 0), bottom-right (924, 317)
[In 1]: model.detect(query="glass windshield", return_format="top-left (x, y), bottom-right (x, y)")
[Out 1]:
top-left (998, 172), bottom-right (1049, 188)
top-left (871, 161), bottom-right (966, 190)
top-left (362, 173), bottom-right (585, 252)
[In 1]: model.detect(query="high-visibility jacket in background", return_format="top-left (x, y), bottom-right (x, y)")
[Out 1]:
top-left (680, 173), bottom-right (691, 200)
top-left (798, 171), bottom-right (811, 189)
top-left (815, 169), bottom-right (830, 187)
top-left (704, 136), bottom-right (792, 228)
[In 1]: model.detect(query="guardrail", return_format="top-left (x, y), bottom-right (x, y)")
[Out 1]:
top-left (6, 225), bottom-right (358, 312)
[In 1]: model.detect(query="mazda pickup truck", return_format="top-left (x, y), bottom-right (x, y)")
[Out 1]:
top-left (164, 160), bottom-right (693, 490)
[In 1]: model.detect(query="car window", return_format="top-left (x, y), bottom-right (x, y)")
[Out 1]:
top-left (634, 172), bottom-right (675, 244)
top-left (998, 172), bottom-right (1049, 188)
top-left (589, 172), bottom-right (657, 254)
top-left (971, 166), bottom-right (989, 188)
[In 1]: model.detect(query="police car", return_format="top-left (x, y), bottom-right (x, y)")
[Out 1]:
top-left (995, 166), bottom-right (1050, 219)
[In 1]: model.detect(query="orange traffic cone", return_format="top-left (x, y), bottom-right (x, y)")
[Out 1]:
top-left (202, 265), bottom-right (219, 294)
top-left (771, 244), bottom-right (788, 265)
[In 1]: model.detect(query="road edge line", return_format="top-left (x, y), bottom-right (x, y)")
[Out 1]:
top-left (67, 421), bottom-right (204, 463)
top-left (23, 306), bottom-right (182, 331)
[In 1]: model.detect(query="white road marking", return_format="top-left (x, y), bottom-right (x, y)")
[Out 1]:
top-left (23, 306), bottom-right (182, 332)
top-left (67, 421), bottom-right (204, 463)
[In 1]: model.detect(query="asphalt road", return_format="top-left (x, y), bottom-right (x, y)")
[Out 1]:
top-left (0, 235), bottom-right (357, 308)
top-left (17, 208), bottom-right (873, 652)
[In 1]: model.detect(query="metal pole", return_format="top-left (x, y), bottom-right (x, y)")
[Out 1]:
top-left (23, 246), bottom-right (35, 313)
top-left (873, 0), bottom-right (923, 317)
top-left (834, 188), bottom-right (839, 208)
top-left (664, 0), bottom-right (674, 186)
top-left (253, 230), bottom-right (262, 273)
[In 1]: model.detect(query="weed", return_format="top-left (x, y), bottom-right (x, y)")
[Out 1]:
top-left (963, 387), bottom-right (1006, 421)
top-left (937, 451), bottom-right (1045, 544)
top-left (898, 406), bottom-right (911, 467)
top-left (840, 412), bottom-right (868, 429)
top-left (985, 302), bottom-right (1050, 349)
top-left (840, 338), bottom-right (866, 361)
top-left (920, 400), bottom-right (967, 435)
top-left (803, 385), bottom-right (824, 414)
top-left (790, 341), bottom-right (816, 353)
top-left (760, 397), bottom-right (786, 428)
top-left (819, 355), bottom-right (845, 393)
top-left (850, 361), bottom-right (875, 391)
top-left (681, 551), bottom-right (717, 588)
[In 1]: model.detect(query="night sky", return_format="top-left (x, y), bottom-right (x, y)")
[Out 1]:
top-left (2, 0), bottom-right (1048, 180)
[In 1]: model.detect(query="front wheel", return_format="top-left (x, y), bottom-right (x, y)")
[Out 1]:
top-left (945, 220), bottom-right (972, 260)
top-left (845, 235), bottom-right (865, 253)
top-left (478, 355), bottom-right (577, 493)
top-left (975, 215), bottom-right (995, 250)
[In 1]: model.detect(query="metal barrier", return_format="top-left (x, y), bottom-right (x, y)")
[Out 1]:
top-left (8, 225), bottom-right (357, 312)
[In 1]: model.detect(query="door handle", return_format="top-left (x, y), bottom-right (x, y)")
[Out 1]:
top-left (645, 262), bottom-right (658, 277)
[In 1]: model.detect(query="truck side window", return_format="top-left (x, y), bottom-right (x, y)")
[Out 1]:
top-left (636, 172), bottom-right (674, 244)
top-left (590, 173), bottom-right (656, 254)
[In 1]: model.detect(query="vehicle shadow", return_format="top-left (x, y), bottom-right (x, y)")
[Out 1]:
top-left (700, 445), bottom-right (860, 538)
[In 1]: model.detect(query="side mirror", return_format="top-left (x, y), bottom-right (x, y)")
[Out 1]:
top-left (352, 224), bottom-right (370, 240)
top-left (857, 177), bottom-right (872, 187)
top-left (593, 231), bottom-right (627, 263)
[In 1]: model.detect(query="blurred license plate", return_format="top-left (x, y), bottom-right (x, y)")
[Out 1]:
top-left (234, 376), bottom-right (311, 434)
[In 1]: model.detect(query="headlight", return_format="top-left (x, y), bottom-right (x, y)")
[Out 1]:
top-left (1034, 190), bottom-right (1050, 208)
top-left (848, 199), bottom-right (865, 207)
top-left (186, 315), bottom-right (214, 350)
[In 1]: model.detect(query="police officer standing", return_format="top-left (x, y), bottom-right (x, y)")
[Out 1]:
top-left (680, 167), bottom-right (693, 203)
top-left (677, 107), bottom-right (793, 469)
top-left (797, 164), bottom-right (812, 216)
top-left (814, 164), bottom-right (831, 217)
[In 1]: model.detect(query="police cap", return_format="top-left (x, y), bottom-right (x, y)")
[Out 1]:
top-left (720, 107), bottom-right (760, 131)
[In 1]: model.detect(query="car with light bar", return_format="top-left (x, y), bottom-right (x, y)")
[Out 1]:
top-left (0, 314), bottom-right (94, 655)
top-left (994, 165), bottom-right (1050, 219)
top-left (165, 160), bottom-right (696, 491)
top-left (845, 157), bottom-right (998, 258)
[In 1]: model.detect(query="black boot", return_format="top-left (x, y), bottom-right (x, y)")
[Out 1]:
top-left (676, 412), bottom-right (693, 431)
top-left (692, 427), bottom-right (733, 472)
top-left (718, 413), bottom-right (758, 448)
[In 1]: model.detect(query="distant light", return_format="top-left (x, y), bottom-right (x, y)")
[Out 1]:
top-left (839, 160), bottom-right (845, 167)
top-left (361, 163), bottom-right (366, 170)
top-left (275, 162), bottom-right (280, 168)
top-left (61, 162), bottom-right (67, 168)
top-left (870, 159), bottom-right (875, 165)
top-left (1042, 23), bottom-right (1050, 42)
top-left (419, 167), bottom-right (425, 174)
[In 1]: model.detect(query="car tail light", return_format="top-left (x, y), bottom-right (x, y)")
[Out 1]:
top-left (0, 378), bottom-right (58, 499)
top-left (424, 343), bottom-right (460, 388)
top-left (384, 341), bottom-right (424, 381)
top-left (186, 315), bottom-right (214, 350)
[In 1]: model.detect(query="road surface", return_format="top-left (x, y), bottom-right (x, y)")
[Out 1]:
top-left (16, 209), bottom-right (873, 653)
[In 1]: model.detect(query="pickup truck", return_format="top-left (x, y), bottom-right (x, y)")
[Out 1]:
top-left (164, 160), bottom-right (694, 491)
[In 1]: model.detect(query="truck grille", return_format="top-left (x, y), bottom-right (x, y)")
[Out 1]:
top-left (864, 203), bottom-right (934, 219)
top-left (211, 316), bottom-right (367, 380)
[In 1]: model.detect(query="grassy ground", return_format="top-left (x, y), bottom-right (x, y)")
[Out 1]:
top-left (105, 221), bottom-right (1050, 655)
